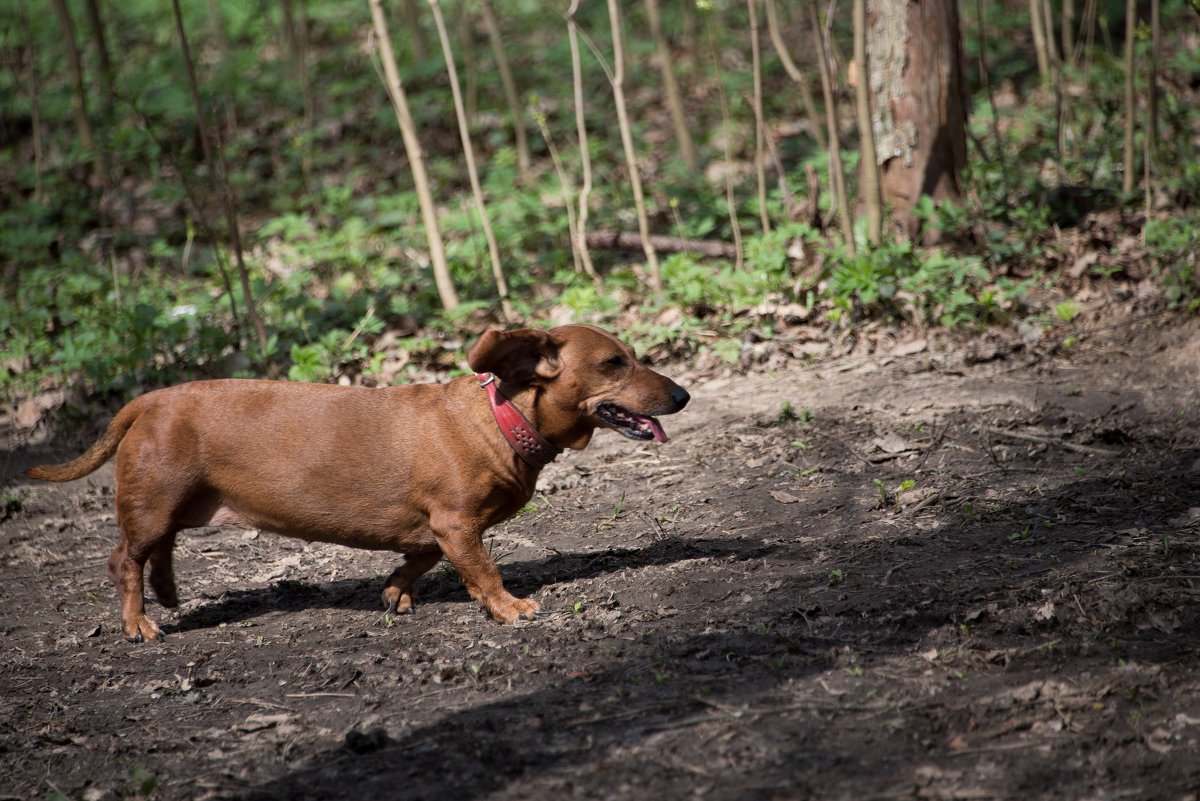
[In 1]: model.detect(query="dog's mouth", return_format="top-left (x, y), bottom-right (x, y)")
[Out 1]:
top-left (596, 403), bottom-right (668, 442)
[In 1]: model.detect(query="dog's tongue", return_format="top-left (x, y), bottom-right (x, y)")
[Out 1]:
top-left (641, 414), bottom-right (668, 443)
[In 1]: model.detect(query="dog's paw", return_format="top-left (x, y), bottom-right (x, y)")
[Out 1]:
top-left (124, 614), bottom-right (163, 643)
top-left (382, 588), bottom-right (417, 615)
top-left (494, 597), bottom-right (542, 624)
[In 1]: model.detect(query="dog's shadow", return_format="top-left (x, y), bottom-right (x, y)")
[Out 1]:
top-left (168, 535), bottom-right (775, 635)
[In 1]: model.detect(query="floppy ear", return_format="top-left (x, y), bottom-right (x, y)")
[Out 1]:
top-left (468, 328), bottom-right (561, 384)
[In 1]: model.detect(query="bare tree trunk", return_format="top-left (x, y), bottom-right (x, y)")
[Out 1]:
top-left (81, 0), bottom-right (113, 109)
top-left (171, 0), bottom-right (274, 375)
top-left (808, 1), bottom-right (854, 254)
top-left (205, 0), bottom-right (237, 128)
top-left (49, 0), bottom-right (97, 160)
top-left (645, 0), bottom-right (698, 171)
top-left (428, 0), bottom-right (512, 319)
top-left (368, 0), bottom-right (459, 311)
top-left (748, 0), bottom-right (770, 233)
top-left (974, 0), bottom-right (1010, 208)
top-left (457, 6), bottom-right (478, 124)
top-left (479, 0), bottom-right (531, 182)
top-left (853, 0), bottom-right (883, 245)
top-left (870, 0), bottom-right (967, 241)
top-left (1029, 0), bottom-right (1051, 81)
top-left (1122, 0), bottom-right (1136, 194)
top-left (764, 0), bottom-right (826, 152)
top-left (566, 0), bottom-right (598, 280)
top-left (403, 0), bottom-right (428, 61)
top-left (701, 4), bottom-right (743, 269)
top-left (1144, 0), bottom-right (1159, 211)
top-left (17, 0), bottom-right (44, 203)
top-left (280, 0), bottom-right (315, 184)
top-left (607, 0), bottom-right (661, 292)
top-left (1062, 0), bottom-right (1075, 64)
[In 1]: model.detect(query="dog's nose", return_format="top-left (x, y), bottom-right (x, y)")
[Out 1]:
top-left (670, 386), bottom-right (690, 410)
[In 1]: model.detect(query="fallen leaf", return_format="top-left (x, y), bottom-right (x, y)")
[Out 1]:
top-left (770, 490), bottom-right (801, 504)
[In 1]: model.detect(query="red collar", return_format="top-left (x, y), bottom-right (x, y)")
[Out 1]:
top-left (476, 373), bottom-right (562, 469)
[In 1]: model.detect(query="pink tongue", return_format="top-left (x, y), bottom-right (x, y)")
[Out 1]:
top-left (644, 415), bottom-right (668, 443)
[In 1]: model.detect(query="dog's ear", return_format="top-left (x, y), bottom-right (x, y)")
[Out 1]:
top-left (468, 328), bottom-right (562, 384)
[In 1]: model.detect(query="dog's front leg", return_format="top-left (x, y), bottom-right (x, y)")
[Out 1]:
top-left (431, 514), bottom-right (541, 624)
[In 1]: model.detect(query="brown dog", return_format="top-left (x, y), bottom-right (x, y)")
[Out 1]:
top-left (26, 325), bottom-right (689, 642)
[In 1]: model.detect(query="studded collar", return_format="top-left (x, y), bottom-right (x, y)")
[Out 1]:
top-left (476, 373), bottom-right (562, 470)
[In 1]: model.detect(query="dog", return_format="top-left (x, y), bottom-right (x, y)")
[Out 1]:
top-left (26, 325), bottom-right (690, 642)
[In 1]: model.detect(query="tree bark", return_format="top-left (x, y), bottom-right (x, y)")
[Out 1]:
top-left (870, 0), bottom-right (968, 240)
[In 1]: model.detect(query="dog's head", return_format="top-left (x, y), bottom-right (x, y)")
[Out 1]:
top-left (468, 325), bottom-right (690, 449)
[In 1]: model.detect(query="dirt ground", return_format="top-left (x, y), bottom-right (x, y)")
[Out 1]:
top-left (2, 311), bottom-right (1199, 801)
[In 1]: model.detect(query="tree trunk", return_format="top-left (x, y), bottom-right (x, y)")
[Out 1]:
top-left (479, 0), bottom-right (531, 182)
top-left (368, 0), bottom-right (459, 311)
top-left (869, 0), bottom-right (967, 240)
top-left (646, 0), bottom-right (698, 171)
top-left (49, 0), bottom-right (97, 159)
top-left (854, 0), bottom-right (883, 245)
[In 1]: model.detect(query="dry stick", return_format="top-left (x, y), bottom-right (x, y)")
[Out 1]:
top-left (988, 429), bottom-right (1120, 457)
top-left (606, 0), bottom-right (661, 292)
top-left (1121, 0), bottom-right (1136, 194)
top-left (428, 0), bottom-right (512, 320)
top-left (852, 0), bottom-right (882, 245)
top-left (367, 0), bottom-right (459, 311)
top-left (566, 0), bottom-right (598, 281)
top-left (764, 0), bottom-right (826, 152)
top-left (758, 99), bottom-right (797, 221)
top-left (748, 0), bottom-right (771, 234)
top-left (170, 0), bottom-right (275, 376)
top-left (645, 0), bottom-right (698, 171)
top-left (17, 0), bottom-right (44, 203)
top-left (479, 0), bottom-right (531, 182)
top-left (701, 3), bottom-right (744, 270)
top-left (808, 1), bottom-right (855, 255)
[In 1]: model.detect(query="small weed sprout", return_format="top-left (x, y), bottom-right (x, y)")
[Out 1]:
top-left (828, 568), bottom-right (844, 584)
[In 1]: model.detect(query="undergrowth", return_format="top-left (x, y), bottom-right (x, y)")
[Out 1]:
top-left (2, 0), bottom-right (1197, 404)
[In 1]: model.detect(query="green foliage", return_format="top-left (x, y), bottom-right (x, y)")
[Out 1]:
top-left (1144, 216), bottom-right (1200, 311)
top-left (3, 0), bottom-right (1198, 405)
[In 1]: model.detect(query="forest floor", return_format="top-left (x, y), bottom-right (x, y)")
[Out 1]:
top-left (2, 306), bottom-right (1199, 801)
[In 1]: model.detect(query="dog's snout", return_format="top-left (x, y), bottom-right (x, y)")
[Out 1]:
top-left (670, 386), bottom-right (690, 410)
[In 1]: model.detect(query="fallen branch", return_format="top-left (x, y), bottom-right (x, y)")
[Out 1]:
top-left (989, 429), bottom-right (1120, 457)
top-left (584, 231), bottom-right (739, 260)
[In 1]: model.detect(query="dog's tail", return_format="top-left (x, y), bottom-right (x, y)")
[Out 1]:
top-left (25, 396), bottom-right (147, 482)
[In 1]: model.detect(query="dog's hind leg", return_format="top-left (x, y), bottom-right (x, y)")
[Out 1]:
top-left (381, 551), bottom-right (442, 614)
top-left (148, 532), bottom-right (180, 608)
top-left (112, 498), bottom-right (178, 642)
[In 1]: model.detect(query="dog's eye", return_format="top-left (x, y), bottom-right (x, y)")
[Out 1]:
top-left (602, 355), bottom-right (627, 369)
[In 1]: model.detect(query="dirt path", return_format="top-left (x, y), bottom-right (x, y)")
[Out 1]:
top-left (3, 315), bottom-right (1199, 801)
